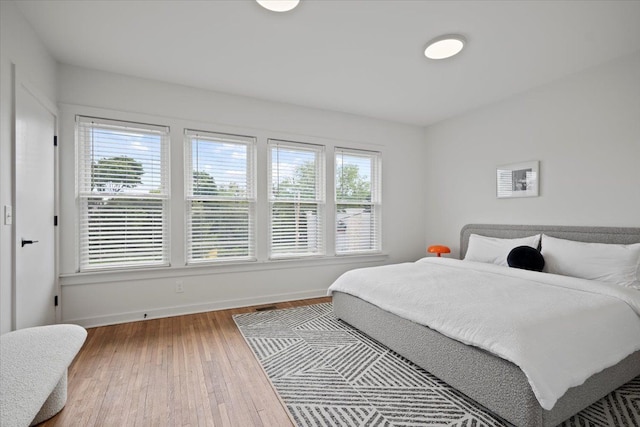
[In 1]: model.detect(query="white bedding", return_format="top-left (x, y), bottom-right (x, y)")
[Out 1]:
top-left (327, 257), bottom-right (640, 410)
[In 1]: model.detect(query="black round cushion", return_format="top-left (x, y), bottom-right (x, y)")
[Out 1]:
top-left (507, 246), bottom-right (545, 272)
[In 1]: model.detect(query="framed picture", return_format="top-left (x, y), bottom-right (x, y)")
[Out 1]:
top-left (496, 161), bottom-right (539, 198)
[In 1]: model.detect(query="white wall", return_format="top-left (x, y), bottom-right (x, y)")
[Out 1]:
top-left (0, 1), bottom-right (57, 334)
top-left (423, 52), bottom-right (640, 257)
top-left (57, 64), bottom-right (427, 327)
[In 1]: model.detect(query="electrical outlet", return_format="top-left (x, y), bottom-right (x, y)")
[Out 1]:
top-left (175, 280), bottom-right (184, 293)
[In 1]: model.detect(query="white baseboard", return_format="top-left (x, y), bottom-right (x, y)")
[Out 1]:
top-left (64, 289), bottom-right (329, 328)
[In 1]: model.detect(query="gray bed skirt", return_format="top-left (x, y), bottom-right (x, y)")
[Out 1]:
top-left (333, 291), bottom-right (640, 427)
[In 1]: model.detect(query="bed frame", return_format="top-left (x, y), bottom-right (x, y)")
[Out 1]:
top-left (333, 224), bottom-right (640, 427)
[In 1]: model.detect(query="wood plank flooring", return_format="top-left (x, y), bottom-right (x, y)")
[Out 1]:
top-left (40, 297), bottom-right (331, 427)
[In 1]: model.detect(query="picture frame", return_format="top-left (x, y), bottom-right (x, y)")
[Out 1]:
top-left (496, 160), bottom-right (539, 198)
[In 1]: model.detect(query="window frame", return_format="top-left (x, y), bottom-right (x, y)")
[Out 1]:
top-left (184, 129), bottom-right (257, 264)
top-left (334, 147), bottom-right (382, 255)
top-left (76, 115), bottom-right (171, 272)
top-left (268, 139), bottom-right (326, 259)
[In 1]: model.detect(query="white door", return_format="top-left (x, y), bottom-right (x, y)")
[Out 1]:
top-left (14, 80), bottom-right (57, 329)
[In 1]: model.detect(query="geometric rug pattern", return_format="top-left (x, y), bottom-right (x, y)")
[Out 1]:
top-left (233, 303), bottom-right (640, 427)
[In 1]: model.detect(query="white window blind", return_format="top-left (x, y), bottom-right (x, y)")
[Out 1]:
top-left (77, 116), bottom-right (170, 271)
top-left (269, 140), bottom-right (325, 258)
top-left (335, 148), bottom-right (381, 254)
top-left (185, 130), bottom-right (256, 263)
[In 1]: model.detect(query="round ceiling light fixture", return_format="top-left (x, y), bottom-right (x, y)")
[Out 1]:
top-left (256, 0), bottom-right (300, 12)
top-left (424, 34), bottom-right (466, 60)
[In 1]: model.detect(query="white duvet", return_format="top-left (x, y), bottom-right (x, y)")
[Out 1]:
top-left (327, 258), bottom-right (640, 410)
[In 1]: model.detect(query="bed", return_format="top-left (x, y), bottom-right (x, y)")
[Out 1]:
top-left (329, 224), bottom-right (640, 427)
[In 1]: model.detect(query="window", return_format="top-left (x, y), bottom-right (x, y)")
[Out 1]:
top-left (77, 116), bottom-right (170, 270)
top-left (335, 148), bottom-right (381, 254)
top-left (269, 140), bottom-right (325, 258)
top-left (185, 130), bottom-right (256, 263)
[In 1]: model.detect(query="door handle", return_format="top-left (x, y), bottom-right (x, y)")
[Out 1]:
top-left (21, 239), bottom-right (39, 247)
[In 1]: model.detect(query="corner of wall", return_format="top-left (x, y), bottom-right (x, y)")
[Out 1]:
top-left (0, 0), bottom-right (58, 334)
top-left (421, 52), bottom-right (640, 254)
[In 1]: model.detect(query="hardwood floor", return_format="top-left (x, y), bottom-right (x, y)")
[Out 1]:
top-left (41, 297), bottom-right (331, 427)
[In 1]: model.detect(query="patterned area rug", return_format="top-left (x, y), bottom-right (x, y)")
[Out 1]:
top-left (233, 303), bottom-right (640, 427)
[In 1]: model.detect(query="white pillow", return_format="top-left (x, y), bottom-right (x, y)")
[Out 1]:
top-left (464, 234), bottom-right (541, 267)
top-left (541, 234), bottom-right (640, 289)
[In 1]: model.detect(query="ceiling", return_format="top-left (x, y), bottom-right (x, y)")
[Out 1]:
top-left (15, 0), bottom-right (640, 127)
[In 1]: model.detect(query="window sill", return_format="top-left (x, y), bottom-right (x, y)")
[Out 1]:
top-left (59, 253), bottom-right (389, 286)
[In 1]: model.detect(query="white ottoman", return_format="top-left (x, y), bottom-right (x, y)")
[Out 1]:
top-left (0, 324), bottom-right (87, 427)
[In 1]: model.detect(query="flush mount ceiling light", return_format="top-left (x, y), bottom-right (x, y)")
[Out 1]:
top-left (424, 35), bottom-right (466, 60)
top-left (256, 0), bottom-right (300, 12)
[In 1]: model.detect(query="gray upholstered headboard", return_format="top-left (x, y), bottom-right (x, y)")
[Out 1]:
top-left (460, 224), bottom-right (640, 259)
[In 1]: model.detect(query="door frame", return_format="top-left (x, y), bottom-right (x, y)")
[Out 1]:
top-left (12, 65), bottom-right (60, 328)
